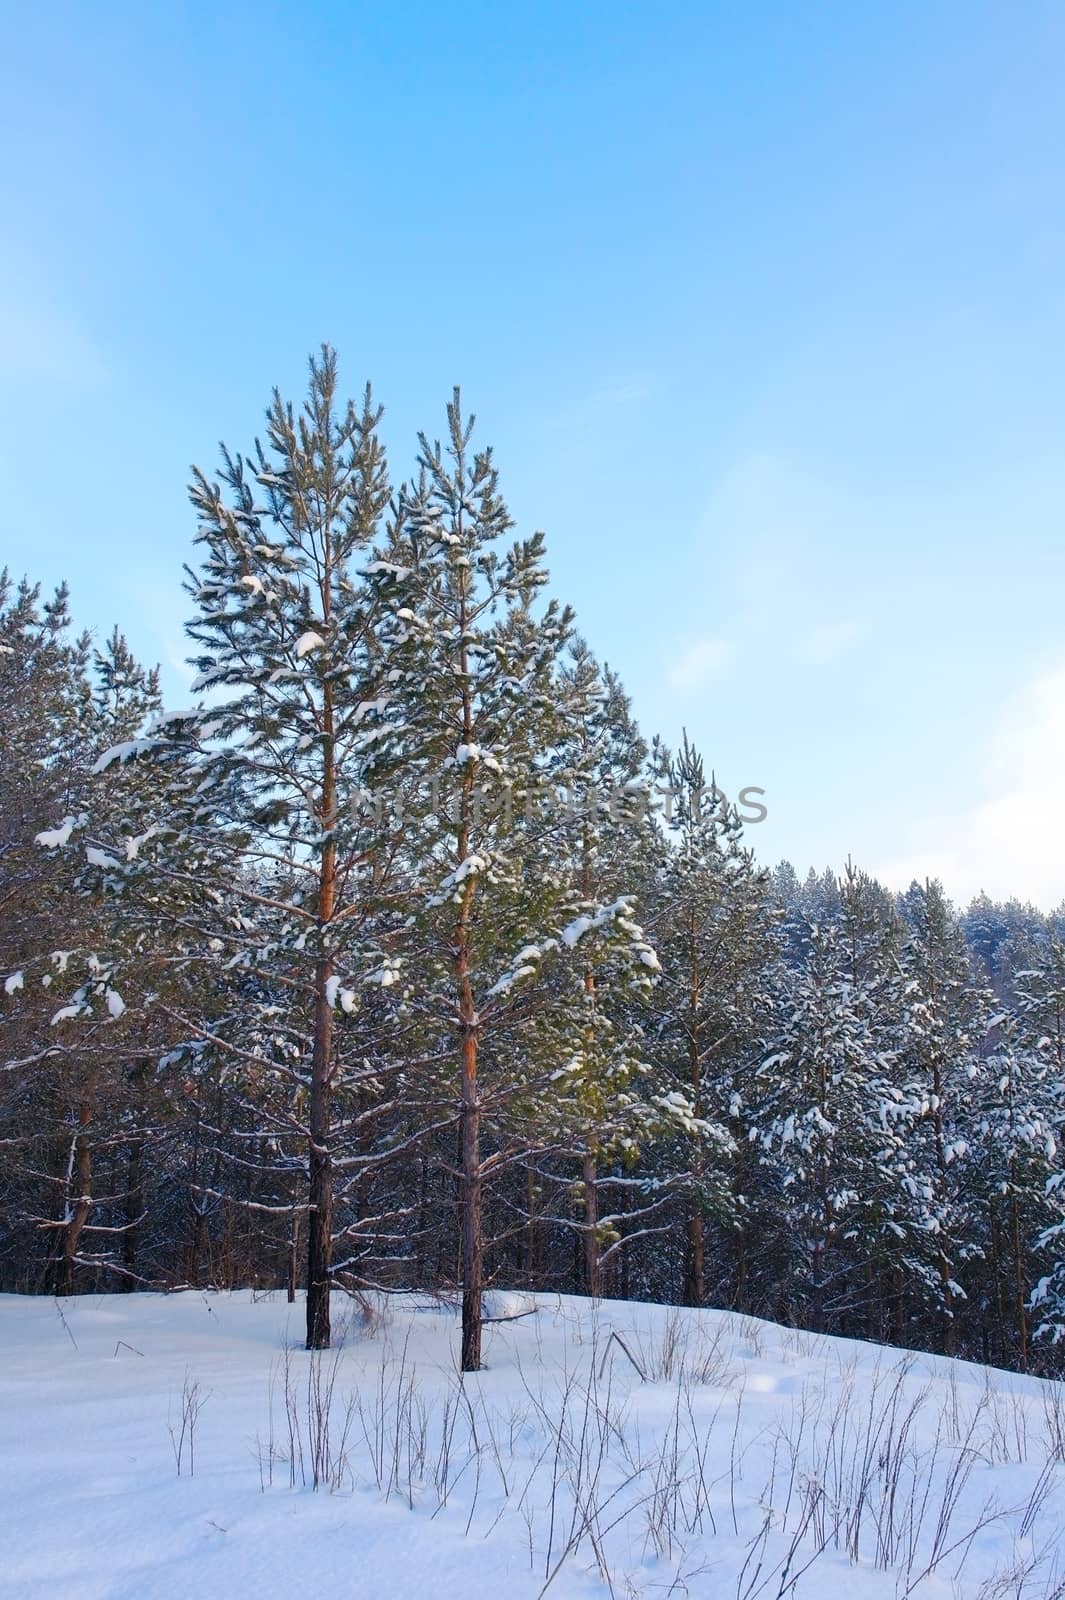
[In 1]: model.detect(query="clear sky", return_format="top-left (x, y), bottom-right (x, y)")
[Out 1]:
top-left (3, 1), bottom-right (1064, 909)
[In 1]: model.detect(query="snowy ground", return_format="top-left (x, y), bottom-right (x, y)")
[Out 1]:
top-left (4, 1291), bottom-right (1065, 1599)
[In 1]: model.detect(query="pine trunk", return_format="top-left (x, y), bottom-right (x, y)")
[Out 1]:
top-left (930, 1049), bottom-right (956, 1355)
top-left (583, 1149), bottom-right (600, 1299)
top-left (306, 579), bottom-right (337, 1350)
top-left (1010, 1186), bottom-right (1029, 1371)
top-left (684, 914), bottom-right (705, 1308)
top-left (287, 1206), bottom-right (300, 1304)
top-left (306, 959), bottom-right (334, 1349)
top-left (459, 1023), bottom-right (482, 1371)
top-left (525, 1166), bottom-right (538, 1283)
top-left (684, 1208), bottom-right (705, 1308)
top-left (455, 561), bottom-right (483, 1374)
top-left (53, 1079), bottom-right (96, 1296)
top-left (122, 1135), bottom-right (143, 1278)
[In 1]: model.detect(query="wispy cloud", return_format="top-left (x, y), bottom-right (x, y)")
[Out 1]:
top-left (876, 656), bottom-right (1065, 909)
top-left (656, 454), bottom-right (863, 696)
top-left (547, 378), bottom-right (651, 433)
top-left (0, 283), bottom-right (108, 386)
top-left (667, 637), bottom-right (729, 691)
top-left (120, 577), bottom-right (193, 699)
top-left (803, 619), bottom-right (860, 665)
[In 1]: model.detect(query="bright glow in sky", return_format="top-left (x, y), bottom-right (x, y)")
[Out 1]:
top-left (2, 2), bottom-right (1063, 908)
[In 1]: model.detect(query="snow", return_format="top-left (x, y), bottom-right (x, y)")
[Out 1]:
top-left (125, 825), bottom-right (160, 861)
top-left (452, 854), bottom-right (487, 885)
top-left (150, 707), bottom-right (199, 730)
top-left (4, 970), bottom-right (23, 995)
top-left (362, 560), bottom-right (411, 581)
top-left (86, 845), bottom-right (122, 870)
top-left (560, 897), bottom-right (632, 949)
top-left (295, 631), bottom-right (326, 658)
top-left (49, 1004), bottom-right (83, 1025)
top-left (363, 957), bottom-right (402, 989)
top-left (35, 816), bottom-right (77, 849)
top-left (352, 697), bottom-right (389, 725)
top-left (92, 738), bottom-right (159, 773)
top-left (3, 1289), bottom-right (1065, 1599)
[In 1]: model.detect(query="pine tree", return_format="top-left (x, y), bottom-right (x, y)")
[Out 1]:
top-left (892, 880), bottom-right (989, 1352)
top-left (1, 576), bottom-right (93, 1287)
top-left (393, 396), bottom-right (657, 1367)
top-left (0, 585), bottom-right (165, 1292)
top-left (647, 735), bottom-right (772, 1308)
top-left (969, 1013), bottom-right (1055, 1367)
top-left (60, 350), bottom-right (413, 1345)
top-left (1013, 934), bottom-right (1065, 1346)
top-left (520, 641), bottom-right (672, 1298)
top-left (754, 898), bottom-right (905, 1335)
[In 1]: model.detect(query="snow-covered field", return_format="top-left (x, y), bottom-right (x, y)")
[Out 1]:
top-left (4, 1291), bottom-right (1065, 1600)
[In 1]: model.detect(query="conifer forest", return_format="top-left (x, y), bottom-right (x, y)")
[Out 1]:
top-left (3, 351), bottom-right (1063, 1378)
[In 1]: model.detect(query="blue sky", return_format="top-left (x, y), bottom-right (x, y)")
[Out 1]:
top-left (3, 1), bottom-right (1064, 907)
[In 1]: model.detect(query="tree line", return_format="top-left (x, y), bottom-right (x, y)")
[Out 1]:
top-left (3, 348), bottom-right (1064, 1374)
